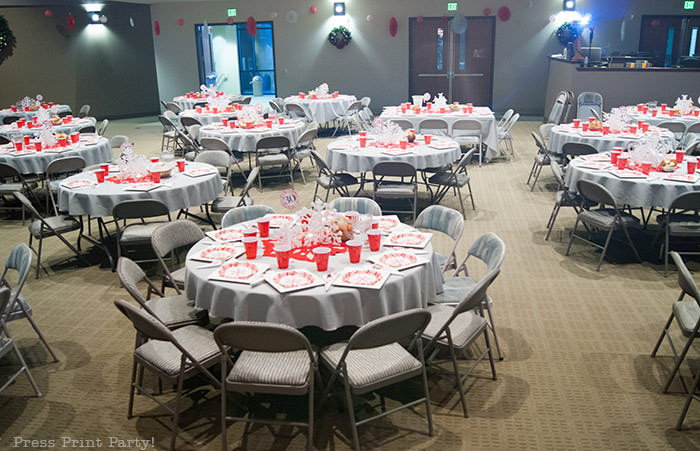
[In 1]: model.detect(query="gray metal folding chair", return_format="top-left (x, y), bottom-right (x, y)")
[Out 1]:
top-left (291, 126), bottom-right (318, 184)
top-left (372, 161), bottom-right (418, 220)
top-left (414, 205), bottom-right (464, 272)
top-left (2, 243), bottom-right (58, 361)
top-left (328, 197), bottom-right (382, 216)
top-left (199, 137), bottom-right (246, 186)
top-left (656, 191), bottom-right (700, 276)
top-left (576, 91), bottom-right (604, 120)
top-left (418, 118), bottom-right (449, 136)
top-left (333, 100), bottom-right (364, 136)
top-left (657, 120), bottom-right (687, 141)
top-left (285, 103), bottom-right (307, 121)
top-left (310, 150), bottom-right (358, 202)
top-left (545, 160), bottom-right (583, 240)
top-left (112, 199), bottom-right (171, 265)
top-left (527, 132), bottom-right (551, 191)
top-left (195, 150), bottom-right (232, 195)
top-left (209, 167), bottom-right (258, 223)
top-left (117, 256), bottom-right (201, 329)
top-left (151, 220), bottom-right (205, 293)
top-left (320, 309), bottom-right (433, 451)
top-left (547, 91), bottom-right (568, 125)
top-left (255, 136), bottom-right (293, 188)
top-left (423, 268), bottom-right (500, 416)
top-left (391, 119), bottom-right (414, 130)
top-left (0, 163), bottom-right (38, 223)
top-left (451, 119), bottom-right (483, 162)
top-left (0, 287), bottom-right (42, 396)
top-left (78, 104), bottom-right (90, 118)
top-left (180, 116), bottom-right (202, 129)
top-left (561, 141), bottom-right (597, 166)
top-left (426, 150), bottom-right (476, 215)
top-left (44, 156), bottom-right (86, 215)
top-left (220, 204), bottom-right (274, 229)
top-left (96, 119), bottom-right (109, 136)
top-left (214, 321), bottom-right (318, 451)
top-left (165, 101), bottom-right (182, 114)
top-left (114, 299), bottom-right (220, 451)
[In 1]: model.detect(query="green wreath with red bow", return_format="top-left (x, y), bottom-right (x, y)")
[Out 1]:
top-left (328, 26), bottom-right (351, 49)
top-left (0, 16), bottom-right (16, 66)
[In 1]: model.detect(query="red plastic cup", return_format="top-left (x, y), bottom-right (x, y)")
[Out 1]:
top-left (10, 105), bottom-right (16, 112)
top-left (462, 107), bottom-right (468, 113)
top-left (246, 122), bottom-right (253, 129)
top-left (32, 116), bottom-right (38, 124)
top-left (610, 149), bottom-right (621, 164)
top-left (651, 109), bottom-right (658, 117)
top-left (415, 107), bottom-right (421, 114)
top-left (641, 162), bottom-right (651, 175)
top-left (629, 126), bottom-right (637, 134)
top-left (222, 118), bottom-right (228, 127)
top-left (58, 137), bottom-right (67, 147)
top-left (638, 120), bottom-right (645, 128)
top-left (371, 220), bottom-right (379, 229)
top-left (17, 119), bottom-right (25, 127)
top-left (34, 142), bottom-right (42, 152)
top-left (100, 164), bottom-right (110, 172)
top-left (95, 170), bottom-right (105, 183)
top-left (467, 106), bottom-right (474, 114)
top-left (313, 247), bottom-right (331, 271)
top-left (641, 123), bottom-right (650, 132)
top-left (212, 107), bottom-right (218, 114)
top-left (196, 106), bottom-right (203, 113)
top-left (256, 218), bottom-right (270, 238)
top-left (243, 237), bottom-right (258, 259)
top-left (299, 92), bottom-right (305, 99)
top-left (23, 136), bottom-right (30, 145)
top-left (311, 94), bottom-right (318, 100)
top-left (229, 121), bottom-right (236, 129)
top-left (359, 131), bottom-right (367, 137)
top-left (150, 157), bottom-right (159, 163)
top-left (49, 102), bottom-right (54, 107)
top-left (266, 120), bottom-right (272, 128)
top-left (359, 137), bottom-right (367, 148)
top-left (440, 107), bottom-right (447, 114)
top-left (150, 171), bottom-right (161, 183)
top-left (243, 228), bottom-right (257, 238)
top-left (661, 103), bottom-right (667, 112)
top-left (582, 123), bottom-right (589, 132)
top-left (24, 106), bottom-right (29, 112)
top-left (64, 115), bottom-right (72, 124)
top-left (399, 140), bottom-right (407, 149)
top-left (13, 141), bottom-right (22, 151)
top-left (694, 110), bottom-right (700, 117)
top-left (278, 117), bottom-right (285, 125)
top-left (688, 160), bottom-right (697, 175)
top-left (346, 239), bottom-right (362, 263)
top-left (177, 160), bottom-right (185, 172)
top-left (676, 150), bottom-right (686, 164)
top-left (274, 245), bottom-right (291, 269)
top-left (572, 119), bottom-right (580, 128)
top-left (70, 132), bottom-right (79, 143)
top-left (617, 156), bottom-right (628, 170)
top-left (602, 126), bottom-right (610, 135)
top-left (588, 117), bottom-right (596, 124)
top-left (424, 135), bottom-right (432, 145)
top-left (367, 229), bottom-right (382, 251)
top-left (400, 106), bottom-right (407, 114)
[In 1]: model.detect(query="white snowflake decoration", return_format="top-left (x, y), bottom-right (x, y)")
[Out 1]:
top-left (369, 120), bottom-right (405, 145)
top-left (674, 94), bottom-right (694, 115)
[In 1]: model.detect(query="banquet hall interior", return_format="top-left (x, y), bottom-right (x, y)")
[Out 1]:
top-left (1, 0), bottom-right (700, 450)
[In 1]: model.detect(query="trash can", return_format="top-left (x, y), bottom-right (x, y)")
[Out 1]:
top-left (250, 75), bottom-right (263, 97)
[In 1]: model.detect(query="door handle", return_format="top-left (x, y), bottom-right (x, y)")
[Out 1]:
top-left (453, 73), bottom-right (484, 77)
top-left (417, 73), bottom-right (449, 77)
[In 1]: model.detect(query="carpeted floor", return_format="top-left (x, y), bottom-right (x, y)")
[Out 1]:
top-left (1, 117), bottom-right (700, 450)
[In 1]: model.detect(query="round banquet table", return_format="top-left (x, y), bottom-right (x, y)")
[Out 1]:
top-left (564, 153), bottom-right (700, 209)
top-left (380, 105), bottom-right (500, 161)
top-left (0, 117), bottom-right (97, 139)
top-left (548, 123), bottom-right (676, 155)
top-left (325, 135), bottom-right (461, 173)
top-left (284, 94), bottom-right (356, 124)
top-left (172, 94), bottom-right (243, 111)
top-left (184, 218), bottom-right (443, 330)
top-left (0, 136), bottom-right (113, 176)
top-left (58, 162), bottom-right (222, 217)
top-left (199, 119), bottom-right (306, 153)
top-left (613, 106), bottom-right (700, 128)
top-left (0, 104), bottom-right (72, 122)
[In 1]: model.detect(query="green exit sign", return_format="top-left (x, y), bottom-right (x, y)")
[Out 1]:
top-left (227, 8), bottom-right (237, 17)
top-left (447, 2), bottom-right (458, 11)
top-left (685, 0), bottom-right (695, 9)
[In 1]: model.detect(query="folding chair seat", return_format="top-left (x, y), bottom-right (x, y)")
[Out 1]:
top-left (328, 197), bottom-right (382, 216)
top-left (112, 199), bottom-right (171, 265)
top-left (0, 287), bottom-right (41, 396)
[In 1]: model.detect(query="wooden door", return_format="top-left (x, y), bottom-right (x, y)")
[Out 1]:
top-left (409, 16), bottom-right (495, 106)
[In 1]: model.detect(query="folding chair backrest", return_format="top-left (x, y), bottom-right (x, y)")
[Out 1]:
top-left (296, 128), bottom-right (317, 148)
top-left (502, 113), bottom-right (519, 135)
top-left (12, 192), bottom-right (41, 219)
top-left (97, 119), bottom-right (109, 136)
top-left (114, 299), bottom-right (175, 343)
top-left (670, 252), bottom-right (700, 302)
top-left (657, 121), bottom-right (687, 139)
top-left (78, 126), bottom-right (96, 134)
top-left (163, 110), bottom-right (179, 124)
top-left (577, 91), bottom-right (603, 120)
top-left (686, 122), bottom-right (700, 135)
top-left (195, 150), bottom-right (231, 168)
top-left (166, 102), bottom-right (182, 114)
top-left (180, 116), bottom-right (202, 128)
top-left (531, 131), bottom-right (546, 152)
top-left (240, 96), bottom-right (252, 104)
top-left (110, 135), bottom-right (130, 149)
top-left (112, 199), bottom-right (170, 221)
top-left (497, 109), bottom-right (514, 128)
top-left (686, 140), bottom-right (700, 156)
top-left (158, 115), bottom-right (176, 130)
top-left (419, 118), bottom-right (449, 135)
top-left (391, 119), bottom-right (414, 130)
top-left (347, 308), bottom-right (431, 350)
top-left (456, 149), bottom-right (476, 173)
top-left (152, 220), bottom-right (205, 259)
top-left (116, 257), bottom-right (150, 304)
top-left (576, 179), bottom-right (617, 208)
top-left (467, 232), bottom-right (506, 273)
top-left (0, 162), bottom-right (22, 181)
top-left (286, 103), bottom-right (306, 119)
top-left (373, 161), bottom-right (416, 179)
top-left (46, 156), bottom-right (86, 179)
top-left (3, 243), bottom-right (32, 293)
top-left (414, 205), bottom-right (464, 242)
top-left (221, 204), bottom-right (274, 228)
top-left (269, 101), bottom-right (283, 114)
top-left (310, 150), bottom-right (333, 176)
top-left (452, 119), bottom-right (482, 137)
top-left (451, 269), bottom-right (501, 318)
top-left (239, 167), bottom-right (259, 199)
top-left (345, 101), bottom-right (363, 116)
top-left (360, 97), bottom-right (371, 108)
top-left (2, 115), bottom-right (20, 125)
top-left (328, 197), bottom-right (382, 216)
top-left (550, 160), bottom-right (566, 189)
top-left (669, 191), bottom-right (700, 213)
top-left (539, 123), bottom-right (555, 143)
top-left (256, 136), bottom-right (290, 152)
top-left (79, 104), bottom-right (90, 117)
top-left (548, 91), bottom-right (568, 124)
top-left (562, 142), bottom-right (597, 160)
top-left (214, 321), bottom-right (313, 356)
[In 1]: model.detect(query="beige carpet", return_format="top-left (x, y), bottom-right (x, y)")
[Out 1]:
top-left (1, 117), bottom-right (700, 450)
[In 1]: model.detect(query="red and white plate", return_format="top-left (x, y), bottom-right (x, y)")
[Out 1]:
top-left (370, 251), bottom-right (429, 271)
top-left (191, 245), bottom-right (242, 262)
top-left (264, 214), bottom-right (295, 228)
top-left (381, 149), bottom-right (414, 156)
top-left (80, 136), bottom-right (100, 145)
top-left (578, 161), bottom-right (610, 170)
top-left (608, 169), bottom-right (646, 179)
top-left (61, 179), bottom-right (96, 189)
top-left (265, 269), bottom-right (323, 293)
top-left (124, 182), bottom-right (162, 192)
top-left (206, 226), bottom-right (246, 243)
top-left (376, 215), bottom-right (401, 234)
top-left (387, 231), bottom-right (432, 248)
top-left (665, 173), bottom-right (699, 183)
top-left (333, 268), bottom-right (390, 290)
top-left (183, 167), bottom-right (216, 177)
top-left (580, 153), bottom-right (610, 162)
top-left (209, 261), bottom-right (269, 284)
top-left (428, 142), bottom-right (455, 150)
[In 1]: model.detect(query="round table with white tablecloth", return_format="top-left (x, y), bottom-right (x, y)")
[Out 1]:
top-left (548, 123), bottom-right (676, 155)
top-left (613, 106), bottom-right (700, 128)
top-left (564, 153), bottom-right (700, 208)
top-left (0, 117), bottom-right (96, 139)
top-left (199, 119), bottom-right (306, 153)
top-left (284, 94), bottom-right (356, 124)
top-left (172, 94), bottom-right (243, 111)
top-left (0, 104), bottom-right (72, 123)
top-left (325, 135), bottom-right (461, 173)
top-left (58, 162), bottom-right (222, 217)
top-left (179, 108), bottom-right (235, 126)
top-left (0, 136), bottom-right (113, 175)
top-left (184, 215), bottom-right (443, 330)
top-left (380, 105), bottom-right (500, 161)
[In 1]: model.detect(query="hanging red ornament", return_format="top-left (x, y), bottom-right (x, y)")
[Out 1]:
top-left (154, 20), bottom-right (160, 35)
top-left (67, 13), bottom-right (75, 30)
top-left (309, 6), bottom-right (317, 14)
top-left (44, 9), bottom-right (53, 18)
top-left (651, 19), bottom-right (661, 27)
top-left (416, 16), bottom-right (423, 24)
top-left (483, 8), bottom-right (492, 16)
top-left (498, 6), bottom-right (511, 22)
top-left (226, 17), bottom-right (234, 25)
top-left (178, 19), bottom-right (184, 26)
top-left (246, 16), bottom-right (257, 36)
top-left (389, 17), bottom-right (398, 37)
top-left (442, 16), bottom-right (448, 26)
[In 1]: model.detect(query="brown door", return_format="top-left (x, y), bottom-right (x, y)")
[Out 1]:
top-left (409, 16), bottom-right (495, 106)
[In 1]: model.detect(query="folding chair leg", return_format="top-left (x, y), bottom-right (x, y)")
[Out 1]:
top-left (127, 360), bottom-right (138, 418)
top-left (565, 219), bottom-right (580, 256)
top-left (651, 313), bottom-right (675, 357)
top-left (620, 224), bottom-right (642, 263)
top-left (545, 203), bottom-right (561, 241)
top-left (467, 181), bottom-right (475, 210)
top-left (677, 361), bottom-right (700, 430)
top-left (482, 328), bottom-right (498, 379)
top-left (596, 228), bottom-right (616, 271)
top-left (663, 333), bottom-right (697, 393)
top-left (170, 372), bottom-right (184, 451)
top-left (307, 372), bottom-right (315, 451)
top-left (343, 380), bottom-right (361, 451)
top-left (36, 236), bottom-right (43, 279)
top-left (485, 304), bottom-right (504, 360)
top-left (448, 342), bottom-right (469, 417)
top-left (25, 315), bottom-right (58, 362)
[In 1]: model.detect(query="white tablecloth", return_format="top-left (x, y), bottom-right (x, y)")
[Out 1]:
top-left (548, 124), bottom-right (675, 155)
top-left (58, 162), bottom-right (222, 217)
top-left (614, 106), bottom-right (700, 127)
top-left (0, 105), bottom-right (72, 122)
top-left (564, 155), bottom-right (700, 208)
top-left (199, 120), bottom-right (306, 153)
top-left (325, 135), bottom-right (462, 173)
top-left (184, 220), bottom-right (442, 330)
top-left (0, 137), bottom-right (113, 175)
top-left (380, 106), bottom-right (499, 161)
top-left (284, 95), bottom-right (356, 124)
top-left (179, 109), bottom-right (234, 126)
top-left (172, 94), bottom-right (243, 111)
top-left (0, 117), bottom-right (96, 139)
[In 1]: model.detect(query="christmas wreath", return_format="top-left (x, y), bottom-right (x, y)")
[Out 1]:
top-left (328, 26), bottom-right (351, 49)
top-left (0, 15), bottom-right (16, 66)
top-left (555, 22), bottom-right (581, 46)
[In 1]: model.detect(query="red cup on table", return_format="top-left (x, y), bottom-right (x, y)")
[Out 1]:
top-left (462, 107), bottom-right (469, 113)
top-left (572, 119), bottom-right (580, 128)
top-left (100, 163), bottom-right (110, 173)
top-left (266, 119), bottom-right (272, 128)
top-left (669, 110), bottom-right (676, 117)
top-left (32, 116), bottom-right (38, 124)
top-left (423, 134), bottom-right (433, 145)
top-left (401, 106), bottom-right (407, 114)
top-left (641, 123), bottom-right (649, 133)
top-left (367, 229), bottom-right (382, 251)
top-left (274, 245), bottom-right (291, 269)
top-left (629, 126), bottom-right (637, 134)
top-left (243, 237), bottom-right (258, 260)
top-left (694, 110), bottom-right (700, 117)
top-left (610, 148), bottom-right (622, 164)
top-left (212, 107), bottom-right (218, 114)
top-left (58, 137), bottom-right (67, 147)
top-left (17, 119), bottom-right (25, 128)
top-left (65, 115), bottom-right (73, 123)
top-left (311, 94), bottom-right (318, 100)
top-left (415, 107), bottom-right (421, 114)
top-left (399, 140), bottom-right (408, 149)
top-left (24, 106), bottom-right (29, 112)
top-left (226, 105), bottom-right (233, 112)
top-left (222, 118), bottom-right (228, 127)
top-left (640, 162), bottom-right (652, 175)
top-left (661, 103), bottom-right (667, 112)
top-left (602, 125), bottom-right (610, 135)
top-left (95, 170), bottom-right (105, 183)
top-left (588, 117), bottom-right (596, 124)
top-left (440, 107), bottom-right (446, 114)
top-left (371, 219), bottom-right (379, 229)
top-left (581, 123), bottom-right (589, 132)
top-left (177, 160), bottom-right (185, 172)
top-left (346, 239), bottom-right (362, 264)
top-left (313, 247), bottom-right (331, 271)
top-left (637, 104), bottom-right (644, 112)
top-left (676, 150), bottom-right (686, 164)
top-left (359, 137), bottom-right (367, 148)
top-left (688, 159), bottom-right (697, 175)
top-left (13, 141), bottom-right (22, 151)
top-left (70, 132), bottom-right (79, 143)
top-left (467, 106), bottom-right (473, 114)
top-left (246, 122), bottom-right (253, 129)
top-left (651, 109), bottom-right (658, 117)
top-left (359, 131), bottom-right (367, 137)
top-left (48, 102), bottom-right (54, 107)
top-left (256, 218), bottom-right (270, 238)
top-left (23, 136), bottom-right (30, 145)
top-left (278, 117), bottom-right (285, 125)
top-left (34, 142), bottom-right (42, 152)
top-left (10, 105), bottom-right (16, 112)
top-left (426, 102), bottom-right (432, 111)
top-left (150, 171), bottom-right (161, 183)
top-left (299, 92), bottom-right (305, 99)
top-left (617, 156), bottom-right (628, 170)
top-left (243, 228), bottom-right (257, 238)
top-left (196, 106), bottom-right (203, 113)
top-left (229, 121), bottom-right (236, 129)
top-left (27, 122), bottom-right (34, 129)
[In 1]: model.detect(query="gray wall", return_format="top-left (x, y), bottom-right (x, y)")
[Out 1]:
top-left (0, 3), bottom-right (160, 118)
